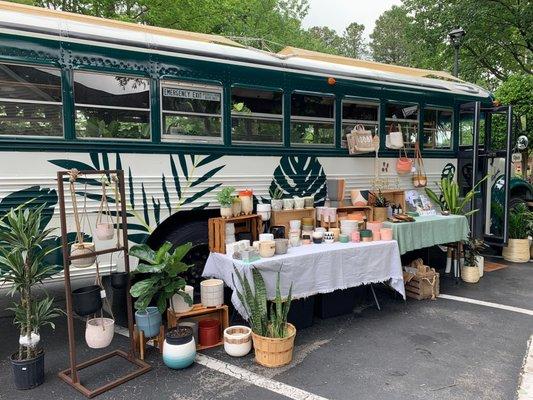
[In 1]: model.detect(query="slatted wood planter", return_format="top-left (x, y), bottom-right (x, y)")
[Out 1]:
top-left (208, 214), bottom-right (262, 253)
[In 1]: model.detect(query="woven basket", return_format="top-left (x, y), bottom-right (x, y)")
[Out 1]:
top-left (373, 207), bottom-right (388, 222)
top-left (251, 323), bottom-right (296, 368)
top-left (461, 266), bottom-right (480, 283)
top-left (502, 239), bottom-right (530, 263)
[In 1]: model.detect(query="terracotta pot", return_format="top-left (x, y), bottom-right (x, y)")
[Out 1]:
top-left (380, 228), bottom-right (393, 241)
top-left (171, 285), bottom-right (194, 313)
top-left (199, 318), bottom-right (221, 347)
top-left (95, 222), bottom-right (114, 241)
top-left (85, 317), bottom-right (115, 349)
top-left (70, 242), bottom-right (96, 268)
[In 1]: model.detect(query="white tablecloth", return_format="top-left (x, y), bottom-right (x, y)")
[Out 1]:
top-left (202, 241), bottom-right (405, 318)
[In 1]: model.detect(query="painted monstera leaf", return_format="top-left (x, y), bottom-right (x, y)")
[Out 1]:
top-left (269, 156), bottom-right (327, 205)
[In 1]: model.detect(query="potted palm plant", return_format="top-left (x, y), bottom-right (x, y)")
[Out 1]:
top-left (217, 187), bottom-right (235, 218)
top-left (129, 242), bottom-right (193, 338)
top-left (0, 206), bottom-right (62, 390)
top-left (425, 175), bottom-right (488, 216)
top-left (233, 267), bottom-right (295, 368)
top-left (502, 204), bottom-right (532, 263)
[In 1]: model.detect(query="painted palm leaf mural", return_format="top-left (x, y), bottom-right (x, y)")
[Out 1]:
top-left (268, 156), bottom-right (327, 205)
top-left (48, 152), bottom-right (224, 244)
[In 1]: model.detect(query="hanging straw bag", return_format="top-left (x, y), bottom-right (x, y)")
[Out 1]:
top-left (347, 124), bottom-right (376, 154)
top-left (386, 123), bottom-right (404, 149)
top-left (396, 147), bottom-right (413, 175)
top-left (412, 142), bottom-right (427, 187)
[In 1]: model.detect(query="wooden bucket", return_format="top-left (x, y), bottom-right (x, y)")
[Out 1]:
top-left (502, 239), bottom-right (530, 263)
top-left (251, 323), bottom-right (296, 368)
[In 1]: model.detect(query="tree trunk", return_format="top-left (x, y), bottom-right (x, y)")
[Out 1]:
top-left (24, 257), bottom-right (32, 360)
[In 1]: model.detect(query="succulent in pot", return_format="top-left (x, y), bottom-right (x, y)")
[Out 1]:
top-left (217, 186), bottom-right (235, 218)
top-left (269, 187), bottom-right (284, 211)
top-left (233, 267), bottom-right (295, 368)
top-left (0, 205), bottom-right (62, 390)
top-left (129, 241), bottom-right (193, 337)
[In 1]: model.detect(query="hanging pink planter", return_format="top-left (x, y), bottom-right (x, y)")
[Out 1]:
top-left (96, 222), bottom-right (114, 241)
top-left (85, 318), bottom-right (115, 349)
top-left (70, 242), bottom-right (96, 268)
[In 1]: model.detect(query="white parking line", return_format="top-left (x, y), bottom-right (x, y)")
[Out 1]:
top-left (439, 294), bottom-right (533, 316)
top-left (196, 353), bottom-right (329, 400)
top-left (113, 325), bottom-right (329, 400)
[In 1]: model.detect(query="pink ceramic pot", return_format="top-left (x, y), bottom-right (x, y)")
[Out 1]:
top-left (380, 228), bottom-right (393, 241)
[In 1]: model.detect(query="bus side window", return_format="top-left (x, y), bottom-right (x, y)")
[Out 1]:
top-left (0, 63), bottom-right (63, 137)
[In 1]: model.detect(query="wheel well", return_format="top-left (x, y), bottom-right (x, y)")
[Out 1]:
top-left (146, 208), bottom-right (219, 249)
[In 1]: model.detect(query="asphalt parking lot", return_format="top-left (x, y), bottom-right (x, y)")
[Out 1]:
top-left (0, 259), bottom-right (532, 400)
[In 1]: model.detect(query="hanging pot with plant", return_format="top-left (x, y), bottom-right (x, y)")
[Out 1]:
top-left (233, 267), bottom-right (296, 368)
top-left (0, 206), bottom-right (62, 390)
top-left (95, 177), bottom-right (115, 241)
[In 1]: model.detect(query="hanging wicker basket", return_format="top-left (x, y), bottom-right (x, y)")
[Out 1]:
top-left (251, 323), bottom-right (296, 368)
top-left (461, 265), bottom-right (480, 283)
top-left (502, 239), bottom-right (530, 263)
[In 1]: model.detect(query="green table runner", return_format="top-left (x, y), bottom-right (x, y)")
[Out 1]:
top-left (383, 215), bottom-right (469, 255)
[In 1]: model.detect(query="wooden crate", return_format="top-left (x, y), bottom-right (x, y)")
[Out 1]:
top-left (270, 208), bottom-right (315, 238)
top-left (336, 205), bottom-right (374, 222)
top-left (404, 270), bottom-right (440, 300)
top-left (208, 214), bottom-right (262, 253)
top-left (167, 304), bottom-right (229, 351)
top-left (369, 190), bottom-right (406, 211)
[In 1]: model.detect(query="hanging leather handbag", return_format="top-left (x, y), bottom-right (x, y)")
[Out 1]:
top-left (396, 147), bottom-right (413, 175)
top-left (412, 142), bottom-right (427, 187)
top-left (347, 124), bottom-right (375, 154)
top-left (386, 123), bottom-right (404, 149)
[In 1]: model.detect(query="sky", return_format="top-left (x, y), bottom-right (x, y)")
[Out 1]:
top-left (302, 0), bottom-right (402, 39)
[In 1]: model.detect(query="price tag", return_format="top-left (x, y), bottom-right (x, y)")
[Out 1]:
top-left (100, 290), bottom-right (107, 299)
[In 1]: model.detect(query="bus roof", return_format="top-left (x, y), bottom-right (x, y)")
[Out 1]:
top-left (0, 1), bottom-right (491, 99)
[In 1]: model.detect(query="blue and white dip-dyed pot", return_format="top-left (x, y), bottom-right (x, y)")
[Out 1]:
top-left (163, 327), bottom-right (196, 369)
top-left (135, 307), bottom-right (162, 338)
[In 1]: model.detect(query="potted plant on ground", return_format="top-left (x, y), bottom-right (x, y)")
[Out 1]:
top-left (217, 187), bottom-right (235, 218)
top-left (233, 267), bottom-right (295, 368)
top-left (0, 206), bottom-right (62, 390)
top-left (129, 242), bottom-right (193, 338)
top-left (269, 187), bottom-right (284, 211)
top-left (502, 204), bottom-right (533, 263)
top-left (461, 237), bottom-right (483, 283)
top-left (371, 190), bottom-right (389, 222)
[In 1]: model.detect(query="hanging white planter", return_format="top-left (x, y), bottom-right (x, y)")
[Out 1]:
top-left (95, 178), bottom-right (116, 241)
top-left (85, 318), bottom-right (115, 349)
top-left (95, 222), bottom-right (114, 241)
top-left (70, 242), bottom-right (96, 268)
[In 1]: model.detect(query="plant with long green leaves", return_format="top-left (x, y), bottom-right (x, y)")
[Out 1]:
top-left (232, 266), bottom-right (292, 338)
top-left (129, 242), bottom-right (194, 313)
top-left (425, 175), bottom-right (489, 216)
top-left (507, 203), bottom-right (533, 239)
top-left (0, 205), bottom-right (62, 361)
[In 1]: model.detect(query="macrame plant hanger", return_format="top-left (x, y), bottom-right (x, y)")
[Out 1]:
top-left (57, 168), bottom-right (150, 398)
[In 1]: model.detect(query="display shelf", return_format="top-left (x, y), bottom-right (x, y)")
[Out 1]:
top-left (208, 214), bottom-right (262, 253)
top-left (270, 208), bottom-right (315, 237)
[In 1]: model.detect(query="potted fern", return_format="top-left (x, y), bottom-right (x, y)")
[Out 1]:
top-left (217, 186), bottom-right (235, 218)
top-left (233, 266), bottom-right (295, 368)
top-left (0, 206), bottom-right (62, 390)
top-left (502, 204), bottom-right (532, 263)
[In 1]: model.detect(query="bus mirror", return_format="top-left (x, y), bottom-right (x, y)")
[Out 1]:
top-left (516, 135), bottom-right (528, 151)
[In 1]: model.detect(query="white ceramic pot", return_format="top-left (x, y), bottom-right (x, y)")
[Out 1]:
top-left (289, 219), bottom-right (301, 230)
top-left (257, 203), bottom-right (271, 222)
top-left (259, 233), bottom-right (274, 242)
top-left (304, 196), bottom-right (314, 209)
top-left (350, 189), bottom-right (368, 206)
top-left (163, 329), bottom-right (196, 369)
top-left (220, 206), bottom-right (233, 219)
top-left (224, 326), bottom-right (252, 357)
top-left (271, 199), bottom-right (283, 211)
top-left (259, 240), bottom-right (276, 258)
top-left (200, 279), bottom-right (224, 307)
top-left (85, 318), bottom-right (115, 349)
top-left (171, 285), bottom-right (194, 313)
top-left (96, 222), bottom-right (114, 241)
top-left (70, 242), bottom-right (96, 268)
top-left (324, 232), bottom-right (335, 243)
top-left (294, 197), bottom-right (305, 210)
top-left (289, 236), bottom-right (300, 247)
top-left (475, 255), bottom-right (484, 277)
top-left (283, 198), bottom-right (294, 210)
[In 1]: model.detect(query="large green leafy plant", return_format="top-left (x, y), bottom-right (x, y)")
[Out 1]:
top-left (233, 266), bottom-right (292, 338)
top-left (0, 206), bottom-right (62, 360)
top-left (129, 242), bottom-right (193, 313)
top-left (425, 175), bottom-right (488, 216)
top-left (508, 204), bottom-right (533, 240)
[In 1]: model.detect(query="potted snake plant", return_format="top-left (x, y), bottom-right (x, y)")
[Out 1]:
top-left (232, 266), bottom-right (295, 368)
top-left (0, 205), bottom-right (62, 390)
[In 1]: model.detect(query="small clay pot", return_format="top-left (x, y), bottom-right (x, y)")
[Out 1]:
top-left (199, 318), bottom-right (221, 347)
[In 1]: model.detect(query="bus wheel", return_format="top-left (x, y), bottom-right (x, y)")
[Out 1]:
top-left (509, 196), bottom-right (528, 211)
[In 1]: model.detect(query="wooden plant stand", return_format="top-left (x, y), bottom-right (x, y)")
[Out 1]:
top-left (369, 190), bottom-right (406, 211)
top-left (133, 324), bottom-right (165, 361)
top-left (270, 208), bottom-right (315, 237)
top-left (167, 304), bottom-right (229, 350)
top-left (208, 214), bottom-right (262, 253)
top-left (56, 169), bottom-right (150, 398)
